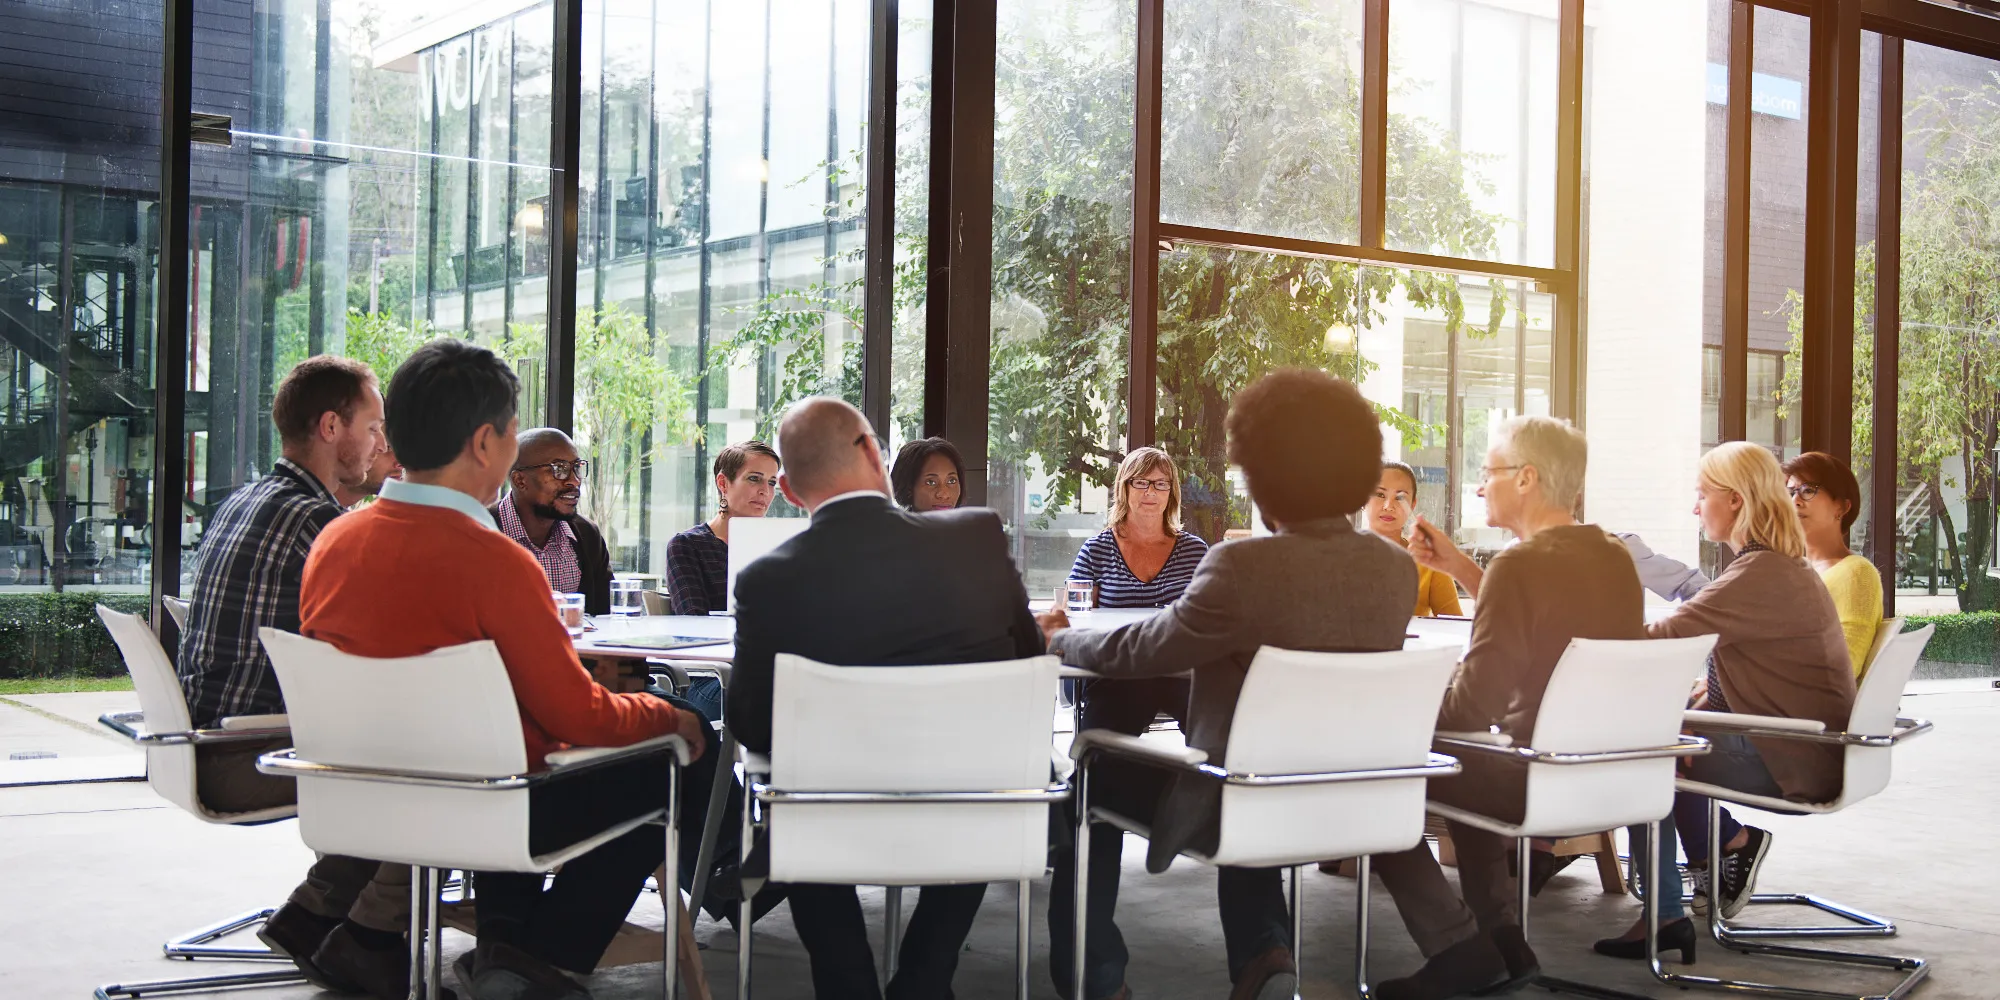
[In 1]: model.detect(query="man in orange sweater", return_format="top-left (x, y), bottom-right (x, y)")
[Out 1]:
top-left (301, 338), bottom-right (710, 1000)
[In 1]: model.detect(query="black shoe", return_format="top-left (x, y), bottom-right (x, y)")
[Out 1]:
top-left (1374, 932), bottom-right (1510, 1000)
top-left (1527, 851), bottom-right (1578, 897)
top-left (1717, 827), bottom-right (1772, 919)
top-left (257, 902), bottom-right (361, 994)
top-left (313, 921), bottom-right (456, 1000)
top-left (1473, 925), bottom-right (1539, 995)
top-left (1593, 917), bottom-right (1698, 964)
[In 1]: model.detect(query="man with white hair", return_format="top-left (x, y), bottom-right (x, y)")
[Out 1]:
top-left (1367, 415), bottom-right (1648, 1000)
top-left (728, 397), bottom-right (1043, 999)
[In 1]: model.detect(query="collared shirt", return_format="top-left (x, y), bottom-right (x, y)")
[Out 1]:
top-left (179, 458), bottom-right (344, 726)
top-left (665, 521), bottom-right (729, 616)
top-left (380, 477), bottom-right (498, 530)
top-left (495, 490), bottom-right (582, 594)
top-left (812, 489), bottom-right (890, 519)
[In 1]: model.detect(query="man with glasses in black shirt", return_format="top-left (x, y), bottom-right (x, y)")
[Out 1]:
top-left (490, 427), bottom-right (614, 615)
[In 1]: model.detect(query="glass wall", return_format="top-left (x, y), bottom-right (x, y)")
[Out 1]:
top-left (0, 2), bottom-right (161, 596)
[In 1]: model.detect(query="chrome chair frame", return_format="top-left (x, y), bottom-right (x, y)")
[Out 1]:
top-left (735, 751), bottom-right (1071, 1000)
top-left (92, 710), bottom-right (306, 1000)
top-left (1424, 732), bottom-right (1711, 1000)
top-left (1645, 715), bottom-right (1934, 1000)
top-left (1070, 736), bottom-right (1464, 1000)
top-left (258, 736), bottom-right (689, 1000)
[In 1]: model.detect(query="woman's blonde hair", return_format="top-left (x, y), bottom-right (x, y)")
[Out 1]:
top-left (1699, 441), bottom-right (1805, 558)
top-left (1107, 447), bottom-right (1183, 534)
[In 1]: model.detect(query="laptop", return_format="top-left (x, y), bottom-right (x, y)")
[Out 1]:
top-left (725, 516), bottom-right (810, 613)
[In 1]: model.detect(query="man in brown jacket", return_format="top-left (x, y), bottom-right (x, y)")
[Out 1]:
top-left (1371, 415), bottom-right (1647, 1000)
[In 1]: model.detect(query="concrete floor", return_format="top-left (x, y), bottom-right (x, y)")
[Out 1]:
top-left (5, 682), bottom-right (1996, 1000)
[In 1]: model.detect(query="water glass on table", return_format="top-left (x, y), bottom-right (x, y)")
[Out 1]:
top-left (553, 591), bottom-right (587, 637)
top-left (1063, 579), bottom-right (1096, 613)
top-left (609, 577), bottom-right (646, 616)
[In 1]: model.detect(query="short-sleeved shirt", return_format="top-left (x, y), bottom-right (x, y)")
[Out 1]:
top-left (666, 522), bottom-right (729, 615)
top-left (495, 493), bottom-right (582, 595)
top-left (1066, 528), bottom-right (1209, 608)
top-left (179, 458), bottom-right (344, 726)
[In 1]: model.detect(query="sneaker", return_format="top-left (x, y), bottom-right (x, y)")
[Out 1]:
top-left (1687, 864), bottom-right (1711, 918)
top-left (1716, 827), bottom-right (1773, 919)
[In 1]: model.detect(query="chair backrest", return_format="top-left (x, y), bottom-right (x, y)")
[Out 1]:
top-left (1209, 645), bottom-right (1458, 868)
top-left (641, 590), bottom-right (669, 616)
top-left (96, 605), bottom-right (200, 817)
top-left (258, 628), bottom-right (547, 871)
top-left (725, 516), bottom-right (808, 612)
top-left (1515, 635), bottom-right (1716, 837)
top-left (766, 653), bottom-right (1060, 885)
top-left (161, 595), bottom-right (190, 630)
top-left (1838, 619), bottom-right (1928, 805)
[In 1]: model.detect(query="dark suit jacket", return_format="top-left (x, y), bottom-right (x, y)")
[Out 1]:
top-left (486, 502), bottom-right (615, 616)
top-left (1051, 518), bottom-right (1417, 869)
top-left (728, 494), bottom-right (1045, 754)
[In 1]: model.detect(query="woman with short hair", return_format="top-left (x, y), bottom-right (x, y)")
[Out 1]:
top-left (1065, 447), bottom-right (1209, 609)
top-left (1596, 442), bottom-right (1857, 961)
top-left (1783, 451), bottom-right (1883, 678)
top-left (890, 436), bottom-right (966, 512)
top-left (665, 441), bottom-right (780, 617)
top-left (1365, 461), bottom-right (1463, 616)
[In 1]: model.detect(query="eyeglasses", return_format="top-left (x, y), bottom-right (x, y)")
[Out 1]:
top-left (1127, 479), bottom-right (1174, 493)
top-left (1787, 483), bottom-right (1821, 501)
top-left (1478, 464), bottom-right (1523, 482)
top-left (515, 459), bottom-right (589, 481)
top-left (853, 432), bottom-right (888, 453)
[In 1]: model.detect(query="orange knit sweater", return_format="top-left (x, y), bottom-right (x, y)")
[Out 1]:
top-left (300, 496), bottom-right (680, 769)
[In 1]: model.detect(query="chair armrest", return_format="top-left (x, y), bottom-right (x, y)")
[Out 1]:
top-left (1437, 729), bottom-right (1515, 747)
top-left (546, 733), bottom-right (692, 770)
top-left (1070, 728), bottom-right (1208, 768)
top-left (1684, 709), bottom-right (1826, 734)
top-left (1685, 710), bottom-right (1931, 747)
top-left (100, 710), bottom-right (291, 746)
top-left (1438, 731), bottom-right (1709, 765)
top-left (218, 713), bottom-right (290, 732)
top-left (738, 748), bottom-right (771, 776)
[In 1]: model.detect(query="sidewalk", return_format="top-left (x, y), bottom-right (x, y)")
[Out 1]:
top-left (0, 691), bottom-right (143, 786)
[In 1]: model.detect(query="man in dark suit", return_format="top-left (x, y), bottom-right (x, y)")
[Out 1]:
top-left (729, 397), bottom-right (1043, 1000)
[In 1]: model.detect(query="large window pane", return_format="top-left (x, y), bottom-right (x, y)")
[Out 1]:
top-left (1747, 6), bottom-right (1808, 461)
top-left (992, 0), bottom-right (1134, 594)
top-left (1386, 0), bottom-right (1558, 268)
top-left (0, 3), bottom-right (160, 621)
top-left (1159, 0), bottom-right (1363, 244)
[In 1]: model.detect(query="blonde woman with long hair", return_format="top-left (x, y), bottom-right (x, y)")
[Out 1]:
top-left (1597, 442), bottom-right (1856, 961)
top-left (1065, 447), bottom-right (1209, 609)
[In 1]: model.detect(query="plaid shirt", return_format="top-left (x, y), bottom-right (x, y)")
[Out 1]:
top-left (665, 522), bottom-right (728, 615)
top-left (495, 492), bottom-right (582, 595)
top-left (179, 459), bottom-right (344, 726)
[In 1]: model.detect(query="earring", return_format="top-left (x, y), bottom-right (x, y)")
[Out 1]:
top-left (718, 494), bottom-right (729, 513)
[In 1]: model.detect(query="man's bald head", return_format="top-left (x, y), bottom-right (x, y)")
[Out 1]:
top-left (776, 397), bottom-right (888, 510)
top-left (516, 427), bottom-right (576, 466)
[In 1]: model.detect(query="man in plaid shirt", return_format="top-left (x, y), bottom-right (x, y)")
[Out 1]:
top-left (177, 355), bottom-right (421, 998)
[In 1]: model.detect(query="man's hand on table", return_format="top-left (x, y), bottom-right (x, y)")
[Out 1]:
top-left (1036, 586), bottom-right (1071, 648)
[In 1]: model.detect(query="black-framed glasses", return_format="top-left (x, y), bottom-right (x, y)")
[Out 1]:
top-left (1787, 483), bottom-right (1821, 501)
top-left (1127, 478), bottom-right (1174, 493)
top-left (854, 432), bottom-right (887, 453)
top-left (515, 459), bottom-right (589, 481)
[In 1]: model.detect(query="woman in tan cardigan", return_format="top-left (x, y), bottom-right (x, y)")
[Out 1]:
top-left (1596, 442), bottom-right (1855, 961)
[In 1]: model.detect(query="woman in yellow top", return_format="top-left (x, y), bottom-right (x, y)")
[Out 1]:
top-left (1783, 451), bottom-right (1883, 677)
top-left (1366, 461), bottom-right (1464, 616)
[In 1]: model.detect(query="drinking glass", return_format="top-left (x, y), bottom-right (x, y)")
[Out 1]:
top-left (1063, 579), bottom-right (1096, 613)
top-left (554, 592), bottom-right (587, 636)
top-left (609, 578), bottom-right (646, 616)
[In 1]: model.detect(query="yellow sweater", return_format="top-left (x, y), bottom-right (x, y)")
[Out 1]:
top-left (1414, 564), bottom-right (1464, 617)
top-left (1819, 554), bottom-right (1884, 678)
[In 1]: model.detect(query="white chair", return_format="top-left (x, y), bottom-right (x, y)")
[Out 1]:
top-left (161, 594), bottom-right (190, 630)
top-left (91, 605), bottom-right (303, 1000)
top-left (1656, 621), bottom-right (1936, 1000)
top-left (253, 628), bottom-right (693, 1000)
top-left (737, 653), bottom-right (1068, 1000)
top-left (1427, 635), bottom-right (1716, 998)
top-left (1071, 645), bottom-right (1466, 1000)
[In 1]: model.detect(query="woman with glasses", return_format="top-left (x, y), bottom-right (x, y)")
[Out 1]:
top-left (665, 441), bottom-right (780, 617)
top-left (1366, 461), bottom-right (1463, 616)
top-left (890, 437), bottom-right (966, 512)
top-left (1593, 442), bottom-right (1855, 961)
top-left (1066, 447), bottom-right (1209, 610)
top-left (1783, 452), bottom-right (1882, 678)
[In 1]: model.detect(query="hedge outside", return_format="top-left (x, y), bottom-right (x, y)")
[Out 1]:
top-left (1904, 611), bottom-right (2000, 667)
top-left (0, 592), bottom-right (152, 680)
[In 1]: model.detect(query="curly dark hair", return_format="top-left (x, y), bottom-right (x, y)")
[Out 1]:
top-left (1225, 368), bottom-right (1382, 523)
top-left (890, 437), bottom-right (966, 510)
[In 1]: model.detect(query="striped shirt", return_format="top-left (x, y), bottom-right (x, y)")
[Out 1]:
top-left (1066, 529), bottom-right (1209, 608)
top-left (179, 458), bottom-right (344, 726)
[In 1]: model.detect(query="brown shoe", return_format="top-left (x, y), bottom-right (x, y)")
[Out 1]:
top-left (257, 902), bottom-right (361, 994)
top-left (1374, 933), bottom-right (1509, 1000)
top-left (313, 921), bottom-right (457, 1000)
top-left (1228, 945), bottom-right (1296, 1000)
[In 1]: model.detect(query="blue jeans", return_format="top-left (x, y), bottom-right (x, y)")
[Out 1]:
top-left (1633, 733), bottom-right (1784, 923)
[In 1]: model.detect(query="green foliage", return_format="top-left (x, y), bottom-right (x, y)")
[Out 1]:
top-left (1905, 611), bottom-right (2000, 665)
top-left (0, 593), bottom-right (150, 680)
top-left (1781, 73), bottom-right (2000, 610)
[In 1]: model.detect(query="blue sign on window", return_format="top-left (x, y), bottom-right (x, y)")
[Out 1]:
top-left (1706, 63), bottom-right (1804, 121)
